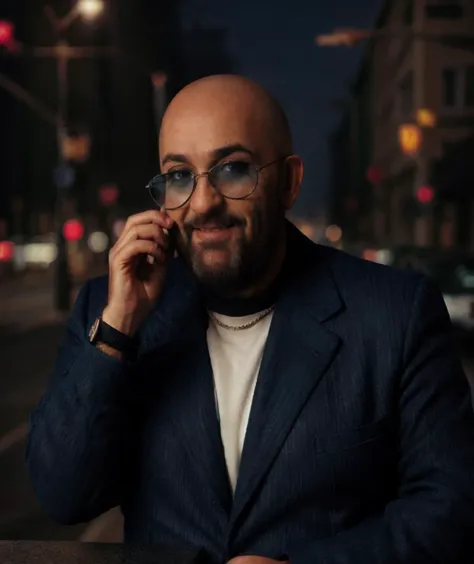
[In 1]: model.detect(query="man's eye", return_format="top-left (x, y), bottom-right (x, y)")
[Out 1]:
top-left (167, 170), bottom-right (192, 184)
top-left (220, 161), bottom-right (251, 176)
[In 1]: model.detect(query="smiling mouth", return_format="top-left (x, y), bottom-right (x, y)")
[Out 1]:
top-left (195, 227), bottom-right (232, 231)
top-left (193, 223), bottom-right (239, 232)
top-left (191, 225), bottom-right (240, 246)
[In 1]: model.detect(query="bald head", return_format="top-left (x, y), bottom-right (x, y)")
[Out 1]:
top-left (157, 74), bottom-right (303, 297)
top-left (159, 74), bottom-right (293, 162)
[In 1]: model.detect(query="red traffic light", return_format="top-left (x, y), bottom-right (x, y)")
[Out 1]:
top-left (0, 20), bottom-right (14, 47)
top-left (345, 196), bottom-right (358, 213)
top-left (416, 185), bottom-right (434, 204)
top-left (0, 240), bottom-right (14, 262)
top-left (63, 219), bottom-right (84, 242)
top-left (366, 165), bottom-right (383, 185)
top-left (99, 184), bottom-right (119, 206)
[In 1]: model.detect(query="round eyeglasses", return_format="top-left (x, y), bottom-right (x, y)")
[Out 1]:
top-left (145, 158), bottom-right (284, 210)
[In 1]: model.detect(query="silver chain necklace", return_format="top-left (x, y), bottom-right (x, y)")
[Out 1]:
top-left (209, 305), bottom-right (275, 331)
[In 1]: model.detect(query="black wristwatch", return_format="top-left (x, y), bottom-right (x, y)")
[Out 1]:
top-left (88, 316), bottom-right (136, 357)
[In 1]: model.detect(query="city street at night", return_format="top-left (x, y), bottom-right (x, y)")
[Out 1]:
top-left (2, 0), bottom-right (474, 559)
top-left (0, 271), bottom-right (123, 543)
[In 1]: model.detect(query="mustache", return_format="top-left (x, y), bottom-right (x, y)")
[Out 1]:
top-left (184, 211), bottom-right (246, 232)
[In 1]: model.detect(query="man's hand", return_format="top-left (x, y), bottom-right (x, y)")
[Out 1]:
top-left (227, 557), bottom-right (289, 564)
top-left (103, 209), bottom-right (174, 336)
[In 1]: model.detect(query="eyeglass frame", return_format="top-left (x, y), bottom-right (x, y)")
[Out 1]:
top-left (145, 156), bottom-right (288, 211)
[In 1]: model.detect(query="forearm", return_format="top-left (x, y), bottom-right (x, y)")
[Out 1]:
top-left (26, 341), bottom-right (134, 524)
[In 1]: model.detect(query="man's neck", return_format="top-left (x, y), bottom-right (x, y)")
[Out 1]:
top-left (203, 234), bottom-right (288, 317)
top-left (237, 234), bottom-right (287, 299)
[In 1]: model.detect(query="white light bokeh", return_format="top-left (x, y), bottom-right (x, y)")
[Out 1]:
top-left (77, 0), bottom-right (104, 21)
top-left (88, 231), bottom-right (109, 253)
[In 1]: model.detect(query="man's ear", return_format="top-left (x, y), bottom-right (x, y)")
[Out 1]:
top-left (281, 155), bottom-right (303, 211)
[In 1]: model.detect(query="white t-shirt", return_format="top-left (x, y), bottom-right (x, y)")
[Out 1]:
top-left (207, 310), bottom-right (274, 492)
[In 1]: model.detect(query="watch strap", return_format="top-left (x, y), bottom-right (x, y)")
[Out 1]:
top-left (94, 318), bottom-right (136, 356)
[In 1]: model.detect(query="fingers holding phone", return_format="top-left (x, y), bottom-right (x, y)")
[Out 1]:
top-left (114, 222), bottom-right (169, 261)
top-left (103, 209), bottom-right (175, 336)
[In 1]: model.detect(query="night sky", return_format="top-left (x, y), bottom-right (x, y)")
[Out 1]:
top-left (181, 0), bottom-right (382, 218)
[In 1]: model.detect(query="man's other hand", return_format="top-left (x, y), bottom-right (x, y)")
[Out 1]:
top-left (227, 557), bottom-right (289, 564)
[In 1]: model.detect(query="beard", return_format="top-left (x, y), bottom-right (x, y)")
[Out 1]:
top-left (175, 198), bottom-right (285, 297)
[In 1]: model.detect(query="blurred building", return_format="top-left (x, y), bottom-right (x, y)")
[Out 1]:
top-left (329, 112), bottom-right (351, 234)
top-left (0, 0), bottom-right (185, 238)
top-left (329, 55), bottom-right (374, 244)
top-left (331, 0), bottom-right (474, 249)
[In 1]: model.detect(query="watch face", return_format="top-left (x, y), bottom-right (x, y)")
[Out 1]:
top-left (89, 317), bottom-right (100, 343)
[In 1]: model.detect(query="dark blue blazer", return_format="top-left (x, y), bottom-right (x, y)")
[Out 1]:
top-left (26, 225), bottom-right (474, 564)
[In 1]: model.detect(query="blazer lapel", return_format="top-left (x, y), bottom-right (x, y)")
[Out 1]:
top-left (230, 229), bottom-right (344, 530)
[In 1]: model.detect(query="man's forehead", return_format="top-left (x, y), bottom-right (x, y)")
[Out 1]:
top-left (160, 144), bottom-right (260, 169)
top-left (160, 105), bottom-right (267, 163)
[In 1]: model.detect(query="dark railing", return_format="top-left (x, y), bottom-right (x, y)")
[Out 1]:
top-left (0, 541), bottom-right (207, 564)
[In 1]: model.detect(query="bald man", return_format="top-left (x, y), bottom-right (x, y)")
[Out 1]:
top-left (27, 76), bottom-right (474, 564)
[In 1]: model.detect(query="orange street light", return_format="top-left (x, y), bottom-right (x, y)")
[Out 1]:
top-left (416, 108), bottom-right (437, 128)
top-left (398, 123), bottom-right (422, 156)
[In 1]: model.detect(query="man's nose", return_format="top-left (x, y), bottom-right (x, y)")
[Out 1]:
top-left (189, 175), bottom-right (224, 215)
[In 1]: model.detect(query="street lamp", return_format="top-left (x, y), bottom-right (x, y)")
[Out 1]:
top-left (77, 0), bottom-right (105, 22)
top-left (1, 5), bottom-right (168, 311)
top-left (44, 0), bottom-right (104, 32)
top-left (43, 0), bottom-right (104, 312)
top-left (315, 27), bottom-right (474, 52)
top-left (316, 29), bottom-right (370, 47)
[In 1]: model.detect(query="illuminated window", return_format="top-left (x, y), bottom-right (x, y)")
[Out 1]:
top-left (465, 67), bottom-right (474, 107)
top-left (442, 68), bottom-right (459, 108)
top-left (442, 67), bottom-right (474, 109)
top-left (425, 2), bottom-right (463, 19)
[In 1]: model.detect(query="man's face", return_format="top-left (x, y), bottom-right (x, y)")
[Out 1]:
top-left (160, 104), bottom-right (287, 295)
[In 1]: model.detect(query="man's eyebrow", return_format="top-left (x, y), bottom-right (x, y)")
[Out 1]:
top-left (212, 144), bottom-right (256, 161)
top-left (161, 153), bottom-right (190, 167)
top-left (161, 144), bottom-right (256, 168)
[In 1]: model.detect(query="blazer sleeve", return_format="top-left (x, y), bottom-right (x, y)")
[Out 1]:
top-left (289, 276), bottom-right (474, 564)
top-left (25, 280), bottom-right (137, 525)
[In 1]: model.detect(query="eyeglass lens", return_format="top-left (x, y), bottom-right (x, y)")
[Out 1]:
top-left (147, 161), bottom-right (258, 210)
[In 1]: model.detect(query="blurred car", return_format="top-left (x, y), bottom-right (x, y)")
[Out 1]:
top-left (343, 245), bottom-right (393, 265)
top-left (392, 248), bottom-right (474, 340)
